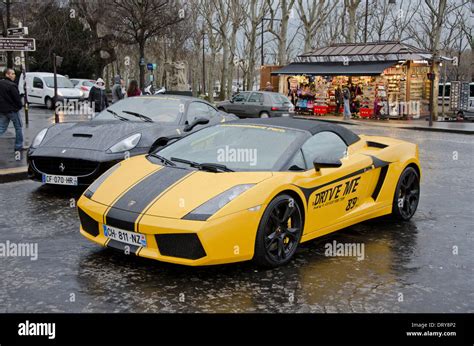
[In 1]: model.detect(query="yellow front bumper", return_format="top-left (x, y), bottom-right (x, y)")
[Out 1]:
top-left (78, 196), bottom-right (264, 266)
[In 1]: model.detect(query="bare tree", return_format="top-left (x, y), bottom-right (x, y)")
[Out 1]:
top-left (343, 0), bottom-right (361, 43)
top-left (73, 0), bottom-right (118, 78)
top-left (107, 0), bottom-right (184, 89)
top-left (267, 0), bottom-right (296, 65)
top-left (296, 0), bottom-right (337, 53)
top-left (241, 0), bottom-right (268, 90)
top-left (409, 0), bottom-right (466, 119)
top-left (226, 0), bottom-right (245, 97)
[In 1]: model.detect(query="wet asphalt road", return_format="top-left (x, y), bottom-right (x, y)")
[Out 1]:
top-left (0, 124), bottom-right (473, 313)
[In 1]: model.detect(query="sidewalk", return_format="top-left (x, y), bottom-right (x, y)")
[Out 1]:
top-left (0, 107), bottom-right (89, 183)
top-left (296, 114), bottom-right (474, 135)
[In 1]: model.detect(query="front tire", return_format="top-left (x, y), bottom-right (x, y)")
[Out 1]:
top-left (254, 194), bottom-right (303, 267)
top-left (391, 167), bottom-right (420, 221)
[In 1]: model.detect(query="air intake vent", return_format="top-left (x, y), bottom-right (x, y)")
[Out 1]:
top-left (155, 233), bottom-right (206, 260)
top-left (78, 208), bottom-right (99, 237)
top-left (367, 141), bottom-right (388, 149)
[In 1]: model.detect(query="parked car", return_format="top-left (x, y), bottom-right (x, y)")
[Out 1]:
top-left (27, 95), bottom-right (237, 186)
top-left (77, 117), bottom-right (421, 267)
top-left (217, 91), bottom-right (294, 118)
top-left (70, 78), bottom-right (95, 98)
top-left (18, 72), bottom-right (84, 109)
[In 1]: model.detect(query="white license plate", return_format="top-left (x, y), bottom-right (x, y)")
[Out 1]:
top-left (103, 224), bottom-right (147, 247)
top-left (282, 113), bottom-right (290, 117)
top-left (42, 174), bottom-right (78, 186)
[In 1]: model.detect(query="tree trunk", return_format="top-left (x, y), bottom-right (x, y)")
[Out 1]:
top-left (209, 51), bottom-right (217, 102)
top-left (278, 0), bottom-right (292, 66)
top-left (227, 28), bottom-right (238, 98)
top-left (219, 39), bottom-right (229, 100)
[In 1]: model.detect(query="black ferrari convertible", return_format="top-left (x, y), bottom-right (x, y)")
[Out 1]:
top-left (27, 95), bottom-right (236, 186)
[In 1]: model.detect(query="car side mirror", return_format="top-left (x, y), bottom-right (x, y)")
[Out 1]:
top-left (313, 156), bottom-right (342, 172)
top-left (148, 135), bottom-right (181, 153)
top-left (184, 117), bottom-right (209, 132)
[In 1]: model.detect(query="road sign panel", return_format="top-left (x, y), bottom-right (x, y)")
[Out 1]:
top-left (7, 27), bottom-right (28, 36)
top-left (0, 38), bottom-right (36, 52)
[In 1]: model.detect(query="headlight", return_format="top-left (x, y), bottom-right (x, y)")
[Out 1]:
top-left (183, 184), bottom-right (255, 221)
top-left (84, 163), bottom-right (121, 199)
top-left (57, 90), bottom-right (63, 97)
top-left (31, 128), bottom-right (48, 148)
top-left (107, 133), bottom-right (141, 153)
top-left (79, 90), bottom-right (84, 97)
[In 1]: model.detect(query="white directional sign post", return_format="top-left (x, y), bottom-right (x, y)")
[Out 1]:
top-left (0, 37), bottom-right (35, 52)
top-left (1, 23), bottom-right (33, 124)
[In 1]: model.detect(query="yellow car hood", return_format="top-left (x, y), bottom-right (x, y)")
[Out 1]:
top-left (90, 156), bottom-right (272, 219)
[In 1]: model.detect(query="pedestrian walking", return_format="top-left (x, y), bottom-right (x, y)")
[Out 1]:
top-left (88, 78), bottom-right (109, 113)
top-left (127, 80), bottom-right (142, 97)
top-left (111, 75), bottom-right (124, 103)
top-left (0, 68), bottom-right (25, 152)
top-left (335, 86), bottom-right (343, 115)
top-left (342, 86), bottom-right (351, 120)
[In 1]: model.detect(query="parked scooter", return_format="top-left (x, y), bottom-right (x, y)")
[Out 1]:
top-left (144, 84), bottom-right (166, 95)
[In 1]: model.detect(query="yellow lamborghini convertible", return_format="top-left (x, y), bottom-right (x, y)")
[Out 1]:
top-left (77, 117), bottom-right (421, 267)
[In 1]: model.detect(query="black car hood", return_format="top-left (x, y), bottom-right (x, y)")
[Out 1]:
top-left (39, 120), bottom-right (162, 151)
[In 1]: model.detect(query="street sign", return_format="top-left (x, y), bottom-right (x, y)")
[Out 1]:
top-left (0, 38), bottom-right (36, 52)
top-left (7, 27), bottom-right (28, 36)
top-left (147, 63), bottom-right (157, 71)
top-left (139, 57), bottom-right (145, 66)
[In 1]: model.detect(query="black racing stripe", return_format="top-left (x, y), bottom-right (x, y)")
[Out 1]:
top-left (106, 239), bottom-right (140, 255)
top-left (296, 166), bottom-right (371, 203)
top-left (105, 167), bottom-right (191, 231)
top-left (371, 165), bottom-right (389, 200)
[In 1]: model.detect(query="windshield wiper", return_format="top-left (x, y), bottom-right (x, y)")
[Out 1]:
top-left (170, 157), bottom-right (234, 172)
top-left (106, 109), bottom-right (128, 121)
top-left (122, 110), bottom-right (153, 122)
top-left (198, 162), bottom-right (234, 172)
top-left (149, 153), bottom-right (176, 166)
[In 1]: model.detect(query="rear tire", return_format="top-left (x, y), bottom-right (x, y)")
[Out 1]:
top-left (254, 194), bottom-right (303, 267)
top-left (260, 111), bottom-right (269, 118)
top-left (45, 97), bottom-right (54, 110)
top-left (391, 167), bottom-right (420, 221)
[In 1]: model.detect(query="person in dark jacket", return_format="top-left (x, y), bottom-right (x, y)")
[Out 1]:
top-left (0, 68), bottom-right (24, 152)
top-left (88, 78), bottom-right (109, 113)
top-left (111, 75), bottom-right (124, 103)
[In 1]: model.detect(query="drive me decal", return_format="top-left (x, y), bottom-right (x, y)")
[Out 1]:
top-left (312, 176), bottom-right (360, 210)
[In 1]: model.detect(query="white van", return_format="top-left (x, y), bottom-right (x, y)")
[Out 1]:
top-left (18, 72), bottom-right (84, 109)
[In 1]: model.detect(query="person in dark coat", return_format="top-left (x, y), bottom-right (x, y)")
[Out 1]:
top-left (88, 78), bottom-right (109, 113)
top-left (0, 68), bottom-right (24, 152)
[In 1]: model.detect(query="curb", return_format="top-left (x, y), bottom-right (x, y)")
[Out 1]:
top-left (0, 167), bottom-right (28, 184)
top-left (295, 116), bottom-right (474, 135)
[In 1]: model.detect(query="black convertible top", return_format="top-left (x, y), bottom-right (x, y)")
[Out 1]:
top-left (231, 117), bottom-right (360, 146)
